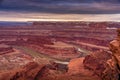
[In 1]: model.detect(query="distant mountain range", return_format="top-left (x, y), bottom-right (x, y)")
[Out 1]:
top-left (0, 21), bottom-right (31, 26)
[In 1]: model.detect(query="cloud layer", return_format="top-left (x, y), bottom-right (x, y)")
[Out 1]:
top-left (0, 0), bottom-right (120, 22)
top-left (1, 11), bottom-right (120, 22)
top-left (0, 0), bottom-right (120, 14)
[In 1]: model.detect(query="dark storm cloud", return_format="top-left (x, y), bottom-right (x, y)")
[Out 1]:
top-left (0, 0), bottom-right (3, 4)
top-left (0, 0), bottom-right (120, 14)
top-left (26, 0), bottom-right (120, 3)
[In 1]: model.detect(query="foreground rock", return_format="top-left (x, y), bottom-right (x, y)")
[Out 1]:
top-left (0, 62), bottom-right (45, 80)
top-left (83, 50), bottom-right (112, 79)
top-left (68, 58), bottom-right (100, 80)
top-left (83, 29), bottom-right (120, 80)
top-left (36, 58), bottom-right (100, 80)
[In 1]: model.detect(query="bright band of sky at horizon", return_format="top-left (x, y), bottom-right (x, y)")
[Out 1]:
top-left (0, 11), bottom-right (120, 22)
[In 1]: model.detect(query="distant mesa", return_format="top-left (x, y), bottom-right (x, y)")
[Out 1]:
top-left (0, 44), bottom-right (14, 54)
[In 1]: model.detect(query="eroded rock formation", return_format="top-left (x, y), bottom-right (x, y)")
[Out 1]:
top-left (83, 50), bottom-right (112, 78)
top-left (83, 29), bottom-right (120, 80)
top-left (0, 62), bottom-right (45, 80)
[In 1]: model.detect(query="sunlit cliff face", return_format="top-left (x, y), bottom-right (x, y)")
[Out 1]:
top-left (0, 0), bottom-right (120, 22)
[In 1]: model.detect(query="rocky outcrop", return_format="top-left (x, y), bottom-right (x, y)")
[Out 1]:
top-left (83, 29), bottom-right (120, 80)
top-left (83, 48), bottom-right (119, 80)
top-left (68, 58), bottom-right (85, 74)
top-left (67, 58), bottom-right (101, 80)
top-left (83, 50), bottom-right (112, 78)
top-left (0, 61), bottom-right (69, 80)
top-left (0, 62), bottom-right (45, 80)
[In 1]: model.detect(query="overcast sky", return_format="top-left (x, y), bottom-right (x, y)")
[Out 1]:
top-left (0, 0), bottom-right (120, 22)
